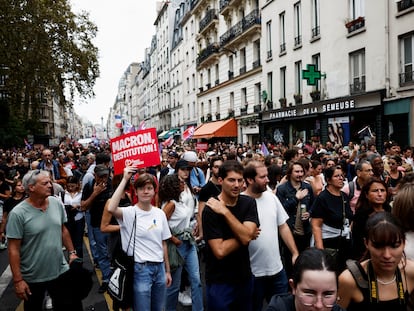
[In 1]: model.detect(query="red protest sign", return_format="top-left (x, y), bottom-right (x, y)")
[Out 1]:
top-left (110, 128), bottom-right (160, 175)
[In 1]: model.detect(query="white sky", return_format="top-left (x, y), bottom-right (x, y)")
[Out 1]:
top-left (70, 0), bottom-right (158, 125)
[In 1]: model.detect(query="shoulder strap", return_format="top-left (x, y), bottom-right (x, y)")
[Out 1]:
top-left (346, 259), bottom-right (368, 289)
top-left (348, 181), bottom-right (355, 200)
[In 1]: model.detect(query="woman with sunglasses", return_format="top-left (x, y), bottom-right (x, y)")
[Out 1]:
top-left (267, 247), bottom-right (345, 311)
top-left (338, 212), bottom-right (414, 311)
top-left (311, 166), bottom-right (353, 272)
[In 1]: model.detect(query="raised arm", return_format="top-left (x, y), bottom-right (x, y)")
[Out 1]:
top-left (107, 166), bottom-right (135, 219)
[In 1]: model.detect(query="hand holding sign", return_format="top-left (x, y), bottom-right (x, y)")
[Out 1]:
top-left (110, 128), bottom-right (161, 175)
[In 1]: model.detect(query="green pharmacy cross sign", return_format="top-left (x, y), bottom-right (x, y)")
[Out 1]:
top-left (302, 64), bottom-right (322, 86)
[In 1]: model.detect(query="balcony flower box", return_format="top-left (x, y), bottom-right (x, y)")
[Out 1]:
top-left (310, 90), bottom-right (321, 101)
top-left (279, 98), bottom-right (287, 108)
top-left (294, 94), bottom-right (302, 104)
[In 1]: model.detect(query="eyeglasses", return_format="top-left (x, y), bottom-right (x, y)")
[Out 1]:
top-left (333, 174), bottom-right (345, 179)
top-left (298, 292), bottom-right (337, 307)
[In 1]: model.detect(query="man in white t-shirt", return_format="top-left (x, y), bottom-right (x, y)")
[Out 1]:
top-left (242, 160), bottom-right (299, 311)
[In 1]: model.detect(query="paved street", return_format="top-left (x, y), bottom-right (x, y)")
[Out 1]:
top-left (0, 237), bottom-right (194, 311)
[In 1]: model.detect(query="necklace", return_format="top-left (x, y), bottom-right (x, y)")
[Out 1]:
top-left (377, 274), bottom-right (396, 285)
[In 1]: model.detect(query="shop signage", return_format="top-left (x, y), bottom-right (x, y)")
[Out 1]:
top-left (266, 99), bottom-right (356, 120)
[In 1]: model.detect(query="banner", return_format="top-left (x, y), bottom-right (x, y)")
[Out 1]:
top-left (138, 120), bottom-right (146, 130)
top-left (182, 126), bottom-right (195, 141)
top-left (110, 128), bottom-right (160, 175)
top-left (328, 117), bottom-right (350, 146)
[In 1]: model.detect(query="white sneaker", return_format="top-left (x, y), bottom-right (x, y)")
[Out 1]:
top-left (0, 242), bottom-right (6, 250)
top-left (45, 294), bottom-right (53, 310)
top-left (178, 289), bottom-right (192, 306)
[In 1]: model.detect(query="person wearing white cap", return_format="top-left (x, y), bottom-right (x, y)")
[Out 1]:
top-left (181, 151), bottom-right (206, 195)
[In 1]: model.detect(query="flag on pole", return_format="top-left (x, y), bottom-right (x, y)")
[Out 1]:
top-left (122, 120), bottom-right (135, 134)
top-left (163, 136), bottom-right (174, 148)
top-left (138, 120), bottom-right (146, 130)
top-left (182, 126), bottom-right (195, 141)
top-left (261, 142), bottom-right (269, 156)
top-left (24, 139), bottom-right (32, 149)
top-left (115, 115), bottom-right (122, 128)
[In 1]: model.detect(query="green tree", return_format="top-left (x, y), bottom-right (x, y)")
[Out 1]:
top-left (0, 0), bottom-right (99, 147)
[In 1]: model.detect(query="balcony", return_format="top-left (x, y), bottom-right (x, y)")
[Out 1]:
top-left (399, 70), bottom-right (414, 86)
top-left (252, 59), bottom-right (261, 69)
top-left (267, 50), bottom-right (272, 59)
top-left (215, 79), bottom-right (220, 86)
top-left (220, 0), bottom-right (243, 16)
top-left (190, 0), bottom-right (202, 13)
top-left (280, 43), bottom-right (286, 54)
top-left (199, 9), bottom-right (218, 35)
top-left (397, 0), bottom-right (414, 11)
top-left (228, 70), bottom-right (234, 80)
top-left (350, 80), bottom-right (366, 94)
top-left (294, 35), bottom-right (302, 47)
top-left (240, 106), bottom-right (248, 115)
top-left (206, 83), bottom-right (211, 90)
top-left (196, 43), bottom-right (220, 69)
top-left (220, 9), bottom-right (261, 48)
top-left (253, 104), bottom-right (262, 113)
top-left (311, 26), bottom-right (320, 38)
top-left (239, 66), bottom-right (246, 75)
top-left (345, 16), bottom-right (365, 33)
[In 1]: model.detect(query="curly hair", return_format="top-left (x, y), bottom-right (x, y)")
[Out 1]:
top-left (158, 174), bottom-right (181, 204)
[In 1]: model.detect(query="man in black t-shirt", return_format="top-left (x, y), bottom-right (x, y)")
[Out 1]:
top-left (81, 164), bottom-right (113, 293)
top-left (202, 160), bottom-right (259, 310)
top-left (196, 156), bottom-right (223, 240)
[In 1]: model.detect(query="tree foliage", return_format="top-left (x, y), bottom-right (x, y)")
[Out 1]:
top-left (0, 0), bottom-right (99, 147)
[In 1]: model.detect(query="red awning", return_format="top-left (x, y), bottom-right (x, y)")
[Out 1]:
top-left (192, 119), bottom-right (237, 139)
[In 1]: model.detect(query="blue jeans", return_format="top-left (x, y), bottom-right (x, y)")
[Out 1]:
top-left (90, 226), bottom-right (111, 281)
top-left (206, 276), bottom-right (254, 311)
top-left (85, 211), bottom-right (98, 262)
top-left (166, 240), bottom-right (203, 311)
top-left (252, 269), bottom-right (288, 311)
top-left (133, 262), bottom-right (166, 311)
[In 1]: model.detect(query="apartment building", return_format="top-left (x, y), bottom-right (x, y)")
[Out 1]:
top-left (261, 0), bottom-right (414, 148)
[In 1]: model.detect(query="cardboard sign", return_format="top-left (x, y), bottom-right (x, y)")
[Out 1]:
top-left (196, 143), bottom-right (208, 151)
top-left (110, 128), bottom-right (160, 175)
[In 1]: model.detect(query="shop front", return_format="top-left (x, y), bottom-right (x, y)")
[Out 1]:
top-left (261, 91), bottom-right (384, 149)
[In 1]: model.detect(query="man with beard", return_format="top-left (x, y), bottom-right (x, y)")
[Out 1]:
top-left (196, 156), bottom-right (224, 240)
top-left (276, 162), bottom-right (314, 277)
top-left (242, 161), bottom-right (298, 311)
top-left (202, 160), bottom-right (259, 310)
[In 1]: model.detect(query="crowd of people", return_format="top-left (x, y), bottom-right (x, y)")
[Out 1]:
top-left (1, 138), bottom-right (414, 310)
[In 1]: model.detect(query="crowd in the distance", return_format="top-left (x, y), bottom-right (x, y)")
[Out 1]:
top-left (2, 137), bottom-right (414, 311)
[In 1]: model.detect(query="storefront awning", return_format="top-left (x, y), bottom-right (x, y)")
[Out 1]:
top-left (193, 119), bottom-right (237, 139)
top-left (167, 128), bottom-right (180, 136)
top-left (158, 130), bottom-right (169, 139)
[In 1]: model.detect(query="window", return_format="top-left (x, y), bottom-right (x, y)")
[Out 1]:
top-left (349, 0), bottom-right (365, 20)
top-left (295, 61), bottom-right (302, 95)
top-left (312, 53), bottom-right (321, 90)
top-left (279, 12), bottom-right (286, 53)
top-left (267, 72), bottom-right (273, 102)
top-left (280, 67), bottom-right (286, 98)
top-left (349, 49), bottom-right (366, 94)
top-left (240, 48), bottom-right (246, 74)
top-left (229, 55), bottom-right (234, 79)
top-left (294, 2), bottom-right (302, 47)
top-left (255, 83), bottom-right (261, 105)
top-left (266, 21), bottom-right (272, 59)
top-left (311, 0), bottom-right (320, 38)
top-left (215, 64), bottom-right (219, 85)
top-left (230, 92), bottom-right (234, 111)
top-left (400, 33), bottom-right (414, 85)
top-left (241, 87), bottom-right (247, 105)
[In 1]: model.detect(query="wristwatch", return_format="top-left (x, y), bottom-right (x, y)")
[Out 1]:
top-left (69, 250), bottom-right (77, 256)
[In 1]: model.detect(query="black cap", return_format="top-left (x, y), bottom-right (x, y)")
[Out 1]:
top-left (168, 150), bottom-right (179, 158)
top-left (175, 159), bottom-right (191, 170)
top-left (94, 164), bottom-right (110, 177)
